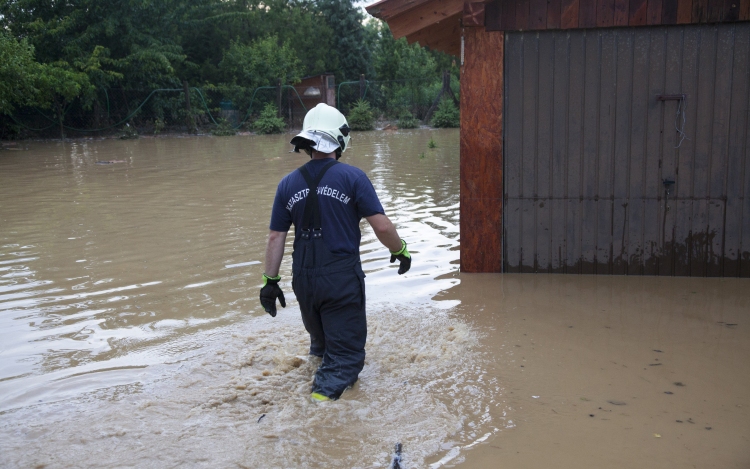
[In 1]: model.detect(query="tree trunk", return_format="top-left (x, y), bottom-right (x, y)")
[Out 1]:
top-left (56, 100), bottom-right (65, 140)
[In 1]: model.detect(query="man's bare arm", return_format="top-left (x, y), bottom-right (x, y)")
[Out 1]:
top-left (264, 230), bottom-right (288, 277)
top-left (365, 213), bottom-right (402, 252)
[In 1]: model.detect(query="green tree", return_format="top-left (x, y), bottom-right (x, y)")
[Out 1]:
top-left (219, 36), bottom-right (302, 89)
top-left (36, 61), bottom-right (96, 137)
top-left (317, 0), bottom-right (372, 81)
top-left (217, 35), bottom-right (303, 111)
top-left (1, 0), bottom-right (186, 89)
top-left (369, 22), bottom-right (439, 118)
top-left (0, 30), bottom-right (43, 114)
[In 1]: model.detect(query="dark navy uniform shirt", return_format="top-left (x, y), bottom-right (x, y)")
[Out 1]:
top-left (269, 159), bottom-right (385, 256)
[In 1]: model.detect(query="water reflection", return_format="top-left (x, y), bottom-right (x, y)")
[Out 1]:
top-left (2, 130), bottom-right (495, 468)
top-left (1, 131), bottom-right (748, 468)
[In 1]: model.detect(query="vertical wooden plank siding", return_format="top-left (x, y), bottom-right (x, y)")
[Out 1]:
top-left (706, 26), bottom-right (734, 275)
top-left (516, 0), bottom-right (531, 30)
top-left (502, 23), bottom-right (750, 276)
top-left (642, 28), bottom-right (665, 275)
top-left (626, 31), bottom-right (650, 274)
top-left (459, 28), bottom-right (504, 272)
top-left (580, 0), bottom-right (598, 27)
top-left (742, 67), bottom-right (750, 277)
top-left (561, 0), bottom-right (581, 28)
top-left (596, 30), bottom-right (617, 273)
top-left (597, 0), bottom-right (616, 26)
top-left (630, 0), bottom-right (649, 25)
top-left (567, 33), bottom-right (586, 272)
top-left (502, 0), bottom-right (518, 30)
top-left (660, 26), bottom-right (683, 275)
top-left (690, 26), bottom-right (716, 275)
top-left (551, 33), bottom-right (571, 272)
top-left (484, 0), bottom-right (748, 32)
top-left (647, 0), bottom-right (664, 24)
top-left (726, 25), bottom-right (750, 276)
top-left (662, 0), bottom-right (679, 24)
top-left (676, 0), bottom-right (692, 23)
top-left (614, 0), bottom-right (630, 25)
top-left (530, 0), bottom-right (549, 29)
top-left (580, 31), bottom-right (601, 273)
top-left (673, 26), bottom-right (699, 276)
top-left (504, 32), bottom-right (524, 271)
top-left (520, 33), bottom-right (539, 271)
top-left (612, 31), bottom-right (634, 274)
top-left (548, 0), bottom-right (563, 29)
top-left (706, 0), bottom-right (725, 22)
top-left (537, 33), bottom-right (556, 271)
top-left (693, 0), bottom-right (708, 23)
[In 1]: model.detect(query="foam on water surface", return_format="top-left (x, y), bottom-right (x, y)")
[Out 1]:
top-left (0, 131), bottom-right (507, 468)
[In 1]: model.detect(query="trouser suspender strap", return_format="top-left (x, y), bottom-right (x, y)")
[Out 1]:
top-left (297, 160), bottom-right (338, 239)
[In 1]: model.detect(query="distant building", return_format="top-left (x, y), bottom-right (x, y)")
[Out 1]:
top-left (288, 74), bottom-right (336, 127)
top-left (368, 0), bottom-right (750, 277)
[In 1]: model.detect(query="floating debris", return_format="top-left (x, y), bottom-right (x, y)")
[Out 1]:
top-left (607, 400), bottom-right (627, 406)
top-left (225, 261), bottom-right (261, 269)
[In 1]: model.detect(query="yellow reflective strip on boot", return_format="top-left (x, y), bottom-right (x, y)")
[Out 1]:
top-left (310, 392), bottom-right (330, 402)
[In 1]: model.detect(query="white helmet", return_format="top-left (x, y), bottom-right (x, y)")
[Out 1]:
top-left (291, 103), bottom-right (351, 158)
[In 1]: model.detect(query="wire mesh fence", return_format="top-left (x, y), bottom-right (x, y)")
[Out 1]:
top-left (336, 77), bottom-right (459, 121)
top-left (1, 76), bottom-right (459, 140)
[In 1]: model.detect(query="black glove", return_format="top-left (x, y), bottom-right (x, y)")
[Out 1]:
top-left (260, 274), bottom-right (286, 317)
top-left (389, 239), bottom-right (412, 275)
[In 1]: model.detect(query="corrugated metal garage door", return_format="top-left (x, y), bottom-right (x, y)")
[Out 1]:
top-left (503, 23), bottom-right (750, 276)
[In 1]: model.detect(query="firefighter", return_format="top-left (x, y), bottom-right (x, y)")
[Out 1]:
top-left (260, 103), bottom-right (411, 401)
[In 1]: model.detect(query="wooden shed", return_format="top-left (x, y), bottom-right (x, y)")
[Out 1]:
top-left (367, 0), bottom-right (750, 277)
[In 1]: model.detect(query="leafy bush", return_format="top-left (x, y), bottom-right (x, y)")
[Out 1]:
top-left (211, 118), bottom-right (237, 136)
top-left (119, 123), bottom-right (138, 139)
top-left (219, 36), bottom-right (303, 91)
top-left (347, 99), bottom-right (374, 131)
top-left (253, 103), bottom-right (286, 134)
top-left (428, 137), bottom-right (437, 148)
top-left (431, 99), bottom-right (460, 128)
top-left (397, 111), bottom-right (419, 129)
top-left (153, 117), bottom-right (165, 134)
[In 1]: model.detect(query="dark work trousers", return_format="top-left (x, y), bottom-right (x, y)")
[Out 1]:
top-left (291, 160), bottom-right (367, 400)
top-left (292, 238), bottom-right (366, 399)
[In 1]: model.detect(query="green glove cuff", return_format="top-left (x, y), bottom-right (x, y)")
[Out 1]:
top-left (262, 273), bottom-right (281, 286)
top-left (390, 239), bottom-right (410, 258)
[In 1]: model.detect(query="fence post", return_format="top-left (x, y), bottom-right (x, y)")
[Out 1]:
top-left (183, 80), bottom-right (195, 133)
top-left (444, 69), bottom-right (459, 106)
top-left (287, 86), bottom-right (292, 123)
top-left (359, 74), bottom-right (366, 99)
top-left (277, 79), bottom-right (283, 118)
top-left (94, 98), bottom-right (101, 134)
top-left (425, 70), bottom-right (459, 124)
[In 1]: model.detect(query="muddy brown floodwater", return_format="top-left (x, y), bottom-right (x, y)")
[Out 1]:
top-left (0, 130), bottom-right (748, 468)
